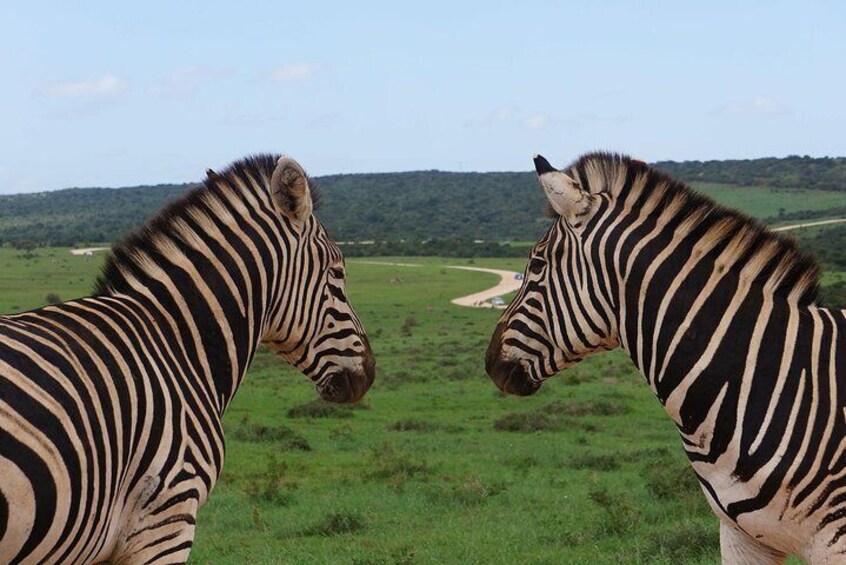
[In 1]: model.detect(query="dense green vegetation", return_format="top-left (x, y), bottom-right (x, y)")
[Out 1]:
top-left (1, 156), bottom-right (843, 248)
top-left (0, 184), bottom-right (188, 247)
top-left (654, 155), bottom-right (846, 192)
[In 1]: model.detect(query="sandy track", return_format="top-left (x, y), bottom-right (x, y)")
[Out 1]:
top-left (70, 247), bottom-right (111, 255)
top-left (352, 260), bottom-right (422, 267)
top-left (348, 260), bottom-right (522, 309)
top-left (445, 267), bottom-right (522, 308)
top-left (771, 218), bottom-right (846, 232)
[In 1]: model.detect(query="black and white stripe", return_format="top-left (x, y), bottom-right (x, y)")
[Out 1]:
top-left (487, 152), bottom-right (845, 563)
top-left (0, 154), bottom-right (374, 564)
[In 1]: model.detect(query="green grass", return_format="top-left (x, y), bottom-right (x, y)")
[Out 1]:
top-left (0, 247), bottom-right (106, 313)
top-left (0, 249), bottom-right (720, 563)
top-left (0, 249), bottom-right (832, 563)
top-left (691, 182), bottom-right (845, 220)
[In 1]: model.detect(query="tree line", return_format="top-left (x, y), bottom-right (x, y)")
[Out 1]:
top-left (653, 155), bottom-right (846, 192)
top-left (0, 157), bottom-right (843, 272)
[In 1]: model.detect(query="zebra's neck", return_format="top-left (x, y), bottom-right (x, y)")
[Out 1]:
top-left (605, 198), bottom-right (821, 422)
top-left (95, 163), bottom-right (286, 415)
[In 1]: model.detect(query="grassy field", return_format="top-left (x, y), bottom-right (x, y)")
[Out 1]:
top-left (690, 182), bottom-right (845, 219)
top-left (5, 248), bottom-right (840, 563)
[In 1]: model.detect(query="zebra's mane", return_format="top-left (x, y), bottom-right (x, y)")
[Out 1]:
top-left (563, 151), bottom-right (822, 307)
top-left (94, 154), bottom-right (321, 295)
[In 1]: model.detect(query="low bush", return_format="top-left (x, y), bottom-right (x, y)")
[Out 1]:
top-left (301, 510), bottom-right (366, 536)
top-left (228, 422), bottom-right (311, 451)
top-left (287, 399), bottom-right (366, 419)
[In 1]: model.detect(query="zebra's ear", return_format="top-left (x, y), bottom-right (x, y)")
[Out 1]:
top-left (270, 155), bottom-right (313, 224)
top-left (533, 154), bottom-right (591, 221)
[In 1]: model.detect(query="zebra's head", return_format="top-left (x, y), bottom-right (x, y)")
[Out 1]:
top-left (263, 156), bottom-right (375, 404)
top-left (486, 154), bottom-right (619, 395)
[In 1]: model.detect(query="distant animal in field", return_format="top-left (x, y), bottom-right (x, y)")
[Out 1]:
top-left (486, 152), bottom-right (845, 564)
top-left (0, 154), bottom-right (375, 563)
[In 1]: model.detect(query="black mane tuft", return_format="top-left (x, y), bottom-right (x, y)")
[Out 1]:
top-left (547, 152), bottom-right (822, 306)
top-left (94, 154), bottom-right (321, 295)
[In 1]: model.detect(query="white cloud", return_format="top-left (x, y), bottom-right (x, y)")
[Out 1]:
top-left (523, 114), bottom-right (550, 130)
top-left (271, 63), bottom-right (319, 82)
top-left (149, 66), bottom-right (229, 96)
top-left (47, 74), bottom-right (129, 97)
top-left (713, 96), bottom-right (792, 117)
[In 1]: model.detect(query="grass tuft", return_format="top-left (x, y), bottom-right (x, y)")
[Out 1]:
top-left (301, 510), bottom-right (366, 537)
top-left (646, 520), bottom-right (720, 561)
top-left (366, 441), bottom-right (432, 485)
top-left (286, 399), bottom-right (367, 419)
top-left (243, 456), bottom-right (298, 506)
top-left (228, 422), bottom-right (311, 451)
top-left (588, 487), bottom-right (641, 535)
top-left (566, 452), bottom-right (620, 471)
top-left (425, 474), bottom-right (508, 507)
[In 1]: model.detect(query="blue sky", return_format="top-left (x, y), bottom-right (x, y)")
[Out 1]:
top-left (1, 1), bottom-right (844, 193)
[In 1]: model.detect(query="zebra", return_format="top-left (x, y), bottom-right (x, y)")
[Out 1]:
top-left (0, 154), bottom-right (375, 564)
top-left (486, 152), bottom-right (845, 563)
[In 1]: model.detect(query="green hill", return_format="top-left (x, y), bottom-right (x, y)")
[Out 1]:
top-left (0, 156), bottom-right (843, 249)
top-left (654, 155), bottom-right (846, 192)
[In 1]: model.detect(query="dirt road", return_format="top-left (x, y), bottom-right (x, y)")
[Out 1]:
top-left (771, 218), bottom-right (846, 232)
top-left (70, 247), bottom-right (110, 256)
top-left (348, 260), bottom-right (522, 309)
top-left (445, 266), bottom-right (522, 309)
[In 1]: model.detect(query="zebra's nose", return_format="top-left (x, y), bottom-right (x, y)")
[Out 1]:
top-left (486, 324), bottom-right (540, 396)
top-left (318, 340), bottom-right (375, 403)
top-left (488, 358), bottom-right (540, 396)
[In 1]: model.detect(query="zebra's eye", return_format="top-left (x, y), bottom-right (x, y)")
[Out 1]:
top-left (330, 268), bottom-right (345, 280)
top-left (529, 257), bottom-right (546, 274)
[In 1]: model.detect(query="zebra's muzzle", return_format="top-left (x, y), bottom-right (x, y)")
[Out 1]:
top-left (317, 368), bottom-right (372, 403)
top-left (317, 341), bottom-right (376, 403)
top-left (485, 324), bottom-right (540, 396)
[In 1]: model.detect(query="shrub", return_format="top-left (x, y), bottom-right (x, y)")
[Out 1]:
top-left (646, 520), bottom-right (720, 561)
top-left (287, 399), bottom-right (365, 419)
top-left (386, 419), bottom-right (434, 432)
top-left (366, 441), bottom-right (432, 484)
top-left (243, 456), bottom-right (297, 506)
top-left (45, 292), bottom-right (62, 305)
top-left (302, 511), bottom-right (366, 536)
top-left (228, 422), bottom-right (311, 451)
top-left (493, 399), bottom-right (629, 433)
top-left (588, 488), bottom-right (640, 535)
top-left (500, 454), bottom-right (540, 470)
top-left (400, 316), bottom-right (419, 336)
top-left (566, 452), bottom-right (620, 471)
top-left (493, 411), bottom-right (563, 432)
top-left (425, 474), bottom-right (508, 507)
top-left (545, 399), bottom-right (630, 417)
